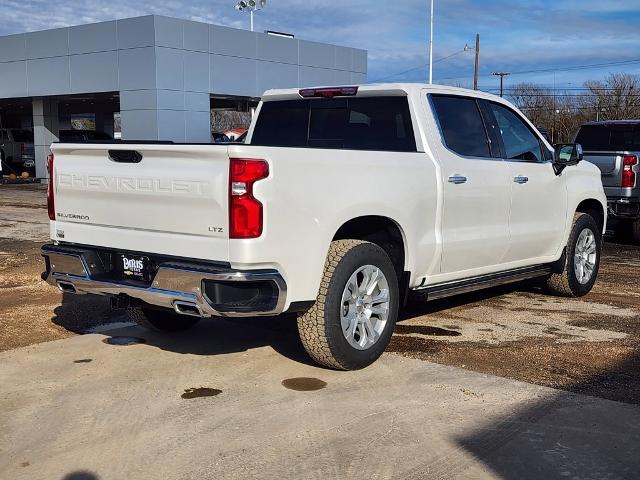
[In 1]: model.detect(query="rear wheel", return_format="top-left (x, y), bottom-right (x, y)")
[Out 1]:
top-left (127, 307), bottom-right (200, 332)
top-left (547, 213), bottom-right (601, 297)
top-left (297, 240), bottom-right (399, 370)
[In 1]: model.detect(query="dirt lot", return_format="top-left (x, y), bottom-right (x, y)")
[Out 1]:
top-left (389, 243), bottom-right (640, 405)
top-left (1, 184), bottom-right (639, 405)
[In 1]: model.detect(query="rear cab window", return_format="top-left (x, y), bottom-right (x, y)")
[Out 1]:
top-left (575, 124), bottom-right (640, 151)
top-left (251, 96), bottom-right (417, 152)
top-left (429, 95), bottom-right (492, 158)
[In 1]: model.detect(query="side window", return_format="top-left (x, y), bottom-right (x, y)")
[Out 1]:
top-left (252, 100), bottom-right (310, 148)
top-left (344, 97), bottom-right (415, 152)
top-left (489, 102), bottom-right (543, 162)
top-left (430, 95), bottom-right (491, 158)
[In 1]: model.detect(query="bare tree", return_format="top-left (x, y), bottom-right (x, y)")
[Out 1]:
top-left (509, 82), bottom-right (554, 129)
top-left (584, 73), bottom-right (640, 121)
top-left (508, 74), bottom-right (640, 143)
top-left (211, 111), bottom-right (252, 133)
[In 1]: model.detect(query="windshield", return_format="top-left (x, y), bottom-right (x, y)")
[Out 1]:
top-left (575, 124), bottom-right (640, 151)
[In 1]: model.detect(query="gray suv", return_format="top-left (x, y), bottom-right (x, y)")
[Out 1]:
top-left (576, 120), bottom-right (640, 241)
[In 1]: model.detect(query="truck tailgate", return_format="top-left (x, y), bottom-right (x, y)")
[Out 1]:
top-left (583, 152), bottom-right (623, 188)
top-left (50, 143), bottom-right (230, 261)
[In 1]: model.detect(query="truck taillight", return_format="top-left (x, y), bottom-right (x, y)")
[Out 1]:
top-left (622, 155), bottom-right (637, 188)
top-left (47, 153), bottom-right (55, 221)
top-left (229, 158), bottom-right (269, 239)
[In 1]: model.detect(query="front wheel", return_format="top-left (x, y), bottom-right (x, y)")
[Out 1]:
top-left (297, 240), bottom-right (399, 370)
top-left (546, 213), bottom-right (601, 297)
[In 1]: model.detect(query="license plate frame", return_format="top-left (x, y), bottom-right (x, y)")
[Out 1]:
top-left (118, 254), bottom-right (151, 282)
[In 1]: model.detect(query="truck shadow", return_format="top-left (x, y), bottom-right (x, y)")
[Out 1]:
top-left (52, 282), bottom-right (539, 369)
top-left (53, 293), bottom-right (317, 366)
top-left (139, 313), bottom-right (317, 366)
top-left (51, 293), bottom-right (117, 333)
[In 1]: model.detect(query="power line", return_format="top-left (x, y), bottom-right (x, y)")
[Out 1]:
top-left (437, 57), bottom-right (640, 82)
top-left (370, 47), bottom-right (471, 83)
top-left (494, 86), bottom-right (640, 91)
top-left (518, 106), bottom-right (640, 112)
top-left (483, 91), bottom-right (640, 97)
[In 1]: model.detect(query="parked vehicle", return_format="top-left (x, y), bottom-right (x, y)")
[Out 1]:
top-left (212, 132), bottom-right (231, 143)
top-left (58, 130), bottom-right (113, 142)
top-left (235, 131), bottom-right (248, 143)
top-left (575, 120), bottom-right (640, 241)
top-left (224, 128), bottom-right (248, 142)
top-left (41, 84), bottom-right (606, 370)
top-left (0, 128), bottom-right (35, 173)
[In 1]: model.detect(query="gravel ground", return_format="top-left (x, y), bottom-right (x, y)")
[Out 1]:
top-left (1, 184), bottom-right (639, 405)
top-left (389, 241), bottom-right (640, 405)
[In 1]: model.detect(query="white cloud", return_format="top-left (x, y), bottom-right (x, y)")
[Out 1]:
top-left (0, 0), bottom-right (638, 88)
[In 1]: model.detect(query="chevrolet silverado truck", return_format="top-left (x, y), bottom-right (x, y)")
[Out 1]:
top-left (42, 84), bottom-right (606, 370)
top-left (575, 120), bottom-right (640, 241)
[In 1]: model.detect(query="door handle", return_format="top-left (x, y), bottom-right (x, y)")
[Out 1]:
top-left (448, 174), bottom-right (467, 184)
top-left (513, 175), bottom-right (529, 184)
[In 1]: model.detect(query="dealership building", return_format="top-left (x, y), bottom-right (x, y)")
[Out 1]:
top-left (0, 15), bottom-right (368, 178)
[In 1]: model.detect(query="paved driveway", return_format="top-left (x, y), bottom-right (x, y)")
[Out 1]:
top-left (1, 318), bottom-right (639, 480)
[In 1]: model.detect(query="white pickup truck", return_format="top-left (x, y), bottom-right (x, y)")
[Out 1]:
top-left (42, 84), bottom-right (606, 370)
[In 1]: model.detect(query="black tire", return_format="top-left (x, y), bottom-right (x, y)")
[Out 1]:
top-left (297, 240), bottom-right (400, 370)
top-left (546, 213), bottom-right (601, 297)
top-left (127, 306), bottom-right (200, 332)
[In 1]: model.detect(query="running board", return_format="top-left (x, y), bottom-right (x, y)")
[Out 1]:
top-left (414, 265), bottom-right (552, 301)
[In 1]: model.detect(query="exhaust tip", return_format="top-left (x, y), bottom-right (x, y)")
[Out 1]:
top-left (173, 301), bottom-right (203, 317)
top-left (57, 281), bottom-right (77, 294)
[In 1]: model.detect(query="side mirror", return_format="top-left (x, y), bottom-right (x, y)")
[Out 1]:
top-left (553, 143), bottom-right (583, 175)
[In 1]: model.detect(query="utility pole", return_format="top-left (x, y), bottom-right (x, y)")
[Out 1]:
top-left (473, 34), bottom-right (480, 90)
top-left (552, 73), bottom-right (556, 143)
top-left (429, 0), bottom-right (434, 83)
top-left (492, 71), bottom-right (510, 97)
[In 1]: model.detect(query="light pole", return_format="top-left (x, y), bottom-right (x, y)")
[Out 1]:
top-left (492, 71), bottom-right (511, 97)
top-left (429, 0), bottom-right (434, 84)
top-left (235, 0), bottom-right (267, 32)
top-left (473, 34), bottom-right (480, 90)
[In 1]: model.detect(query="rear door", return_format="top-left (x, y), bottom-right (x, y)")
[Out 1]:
top-left (51, 143), bottom-right (231, 262)
top-left (482, 100), bottom-right (567, 263)
top-left (429, 94), bottom-right (511, 275)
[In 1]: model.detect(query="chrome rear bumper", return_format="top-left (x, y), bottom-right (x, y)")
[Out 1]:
top-left (41, 244), bottom-right (286, 317)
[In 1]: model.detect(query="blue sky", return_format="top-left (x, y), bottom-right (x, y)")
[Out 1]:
top-left (1, 0), bottom-right (640, 93)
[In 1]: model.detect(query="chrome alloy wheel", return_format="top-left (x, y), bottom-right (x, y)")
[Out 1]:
top-left (340, 265), bottom-right (390, 350)
top-left (574, 228), bottom-right (597, 285)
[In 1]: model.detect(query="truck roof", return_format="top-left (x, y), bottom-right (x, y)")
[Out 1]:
top-left (582, 120), bottom-right (640, 126)
top-left (261, 83), bottom-right (508, 104)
